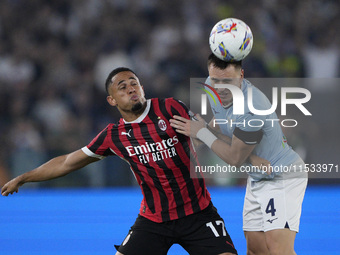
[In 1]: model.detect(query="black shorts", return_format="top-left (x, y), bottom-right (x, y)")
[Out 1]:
top-left (116, 202), bottom-right (237, 255)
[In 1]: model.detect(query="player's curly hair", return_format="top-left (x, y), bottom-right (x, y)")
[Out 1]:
top-left (105, 67), bottom-right (138, 94)
top-left (207, 53), bottom-right (242, 70)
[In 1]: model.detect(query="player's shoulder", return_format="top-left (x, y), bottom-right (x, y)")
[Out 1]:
top-left (162, 97), bottom-right (184, 104)
top-left (156, 97), bottom-right (189, 118)
top-left (91, 123), bottom-right (118, 140)
top-left (106, 121), bottom-right (121, 130)
top-left (242, 79), bottom-right (269, 111)
top-left (150, 97), bottom-right (175, 105)
top-left (243, 79), bottom-right (266, 97)
top-left (156, 97), bottom-right (188, 108)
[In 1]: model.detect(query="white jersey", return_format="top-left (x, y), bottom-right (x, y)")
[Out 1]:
top-left (206, 78), bottom-right (306, 181)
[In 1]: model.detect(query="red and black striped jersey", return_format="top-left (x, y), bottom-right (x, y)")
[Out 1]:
top-left (82, 98), bottom-right (211, 223)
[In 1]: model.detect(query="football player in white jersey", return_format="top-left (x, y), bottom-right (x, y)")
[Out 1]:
top-left (170, 53), bottom-right (308, 255)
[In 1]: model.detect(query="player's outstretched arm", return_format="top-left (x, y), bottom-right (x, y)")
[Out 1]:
top-left (1, 149), bottom-right (99, 196)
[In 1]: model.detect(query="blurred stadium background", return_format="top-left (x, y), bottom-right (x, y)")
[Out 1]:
top-left (0, 0), bottom-right (339, 254)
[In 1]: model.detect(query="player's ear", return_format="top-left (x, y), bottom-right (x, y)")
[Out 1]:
top-left (141, 85), bottom-right (145, 97)
top-left (240, 69), bottom-right (244, 79)
top-left (107, 95), bottom-right (117, 107)
top-left (239, 69), bottom-right (245, 86)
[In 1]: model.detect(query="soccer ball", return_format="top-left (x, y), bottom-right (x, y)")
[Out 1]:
top-left (209, 18), bottom-right (253, 62)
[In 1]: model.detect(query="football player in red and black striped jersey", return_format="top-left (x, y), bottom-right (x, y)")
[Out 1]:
top-left (2, 67), bottom-right (238, 255)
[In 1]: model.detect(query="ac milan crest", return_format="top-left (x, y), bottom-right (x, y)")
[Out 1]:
top-left (158, 119), bottom-right (167, 131)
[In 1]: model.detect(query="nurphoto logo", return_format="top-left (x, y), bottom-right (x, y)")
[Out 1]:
top-left (199, 83), bottom-right (312, 128)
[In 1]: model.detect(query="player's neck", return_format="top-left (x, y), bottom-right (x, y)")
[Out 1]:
top-left (122, 112), bottom-right (143, 122)
top-left (121, 101), bottom-right (148, 122)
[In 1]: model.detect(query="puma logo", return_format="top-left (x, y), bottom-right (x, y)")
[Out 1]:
top-left (267, 217), bottom-right (278, 224)
top-left (121, 129), bottom-right (132, 138)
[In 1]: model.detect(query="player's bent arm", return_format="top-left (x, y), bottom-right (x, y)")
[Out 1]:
top-left (208, 119), bottom-right (265, 167)
top-left (170, 114), bottom-right (265, 168)
top-left (208, 118), bottom-right (232, 145)
top-left (211, 135), bottom-right (256, 168)
top-left (191, 137), bottom-right (203, 148)
top-left (193, 118), bottom-right (233, 149)
top-left (1, 149), bottom-right (100, 196)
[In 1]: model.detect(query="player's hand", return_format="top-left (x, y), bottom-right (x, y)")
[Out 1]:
top-left (170, 114), bottom-right (206, 138)
top-left (1, 178), bottom-right (22, 196)
top-left (249, 155), bottom-right (272, 175)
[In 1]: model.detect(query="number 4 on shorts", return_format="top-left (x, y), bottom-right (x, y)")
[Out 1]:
top-left (265, 198), bottom-right (276, 216)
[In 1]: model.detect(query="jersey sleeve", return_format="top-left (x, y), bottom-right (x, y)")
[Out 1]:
top-left (82, 125), bottom-right (115, 159)
top-left (233, 112), bottom-right (264, 145)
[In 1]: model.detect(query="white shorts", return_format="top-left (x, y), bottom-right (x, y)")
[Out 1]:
top-left (243, 176), bottom-right (307, 232)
